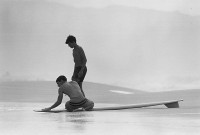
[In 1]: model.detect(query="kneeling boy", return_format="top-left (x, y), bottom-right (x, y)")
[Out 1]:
top-left (42, 75), bottom-right (94, 112)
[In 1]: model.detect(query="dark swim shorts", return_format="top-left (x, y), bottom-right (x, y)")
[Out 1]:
top-left (72, 66), bottom-right (87, 82)
top-left (65, 98), bottom-right (94, 112)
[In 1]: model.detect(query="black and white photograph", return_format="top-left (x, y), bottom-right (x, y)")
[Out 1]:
top-left (0, 0), bottom-right (200, 135)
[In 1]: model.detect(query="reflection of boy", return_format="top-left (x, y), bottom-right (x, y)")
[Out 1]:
top-left (65, 35), bottom-right (87, 97)
top-left (42, 75), bottom-right (94, 112)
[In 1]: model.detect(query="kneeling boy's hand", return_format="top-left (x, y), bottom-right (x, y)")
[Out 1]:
top-left (42, 108), bottom-right (51, 111)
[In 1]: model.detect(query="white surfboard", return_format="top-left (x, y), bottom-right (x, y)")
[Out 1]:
top-left (34, 99), bottom-right (183, 113)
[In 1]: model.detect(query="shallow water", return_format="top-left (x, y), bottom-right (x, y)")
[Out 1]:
top-left (0, 102), bottom-right (200, 135)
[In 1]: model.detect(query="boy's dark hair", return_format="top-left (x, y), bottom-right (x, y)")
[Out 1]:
top-left (56, 75), bottom-right (67, 82)
top-left (66, 35), bottom-right (76, 44)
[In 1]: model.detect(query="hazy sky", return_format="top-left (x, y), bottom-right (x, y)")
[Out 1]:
top-left (47, 0), bottom-right (200, 15)
top-left (1, 0), bottom-right (200, 91)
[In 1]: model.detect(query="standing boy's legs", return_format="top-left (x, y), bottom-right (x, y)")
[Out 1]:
top-left (78, 66), bottom-right (87, 97)
top-left (72, 66), bottom-right (87, 97)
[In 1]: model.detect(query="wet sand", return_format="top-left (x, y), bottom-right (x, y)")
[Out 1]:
top-left (0, 102), bottom-right (200, 135)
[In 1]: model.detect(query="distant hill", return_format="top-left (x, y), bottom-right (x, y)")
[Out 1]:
top-left (1, 81), bottom-right (199, 108)
top-left (0, 81), bottom-right (145, 103)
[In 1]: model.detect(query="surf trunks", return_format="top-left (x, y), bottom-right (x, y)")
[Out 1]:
top-left (65, 98), bottom-right (94, 112)
top-left (72, 66), bottom-right (87, 82)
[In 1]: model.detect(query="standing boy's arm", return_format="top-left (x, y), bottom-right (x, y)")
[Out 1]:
top-left (42, 89), bottom-right (63, 111)
top-left (80, 48), bottom-right (87, 72)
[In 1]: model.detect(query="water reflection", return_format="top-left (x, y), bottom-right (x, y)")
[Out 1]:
top-left (67, 112), bottom-right (94, 131)
top-left (43, 111), bottom-right (94, 133)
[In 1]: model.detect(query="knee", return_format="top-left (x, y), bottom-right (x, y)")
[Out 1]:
top-left (65, 102), bottom-right (73, 112)
top-left (90, 101), bottom-right (94, 107)
top-left (85, 100), bottom-right (94, 111)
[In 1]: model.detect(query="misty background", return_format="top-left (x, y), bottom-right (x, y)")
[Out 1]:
top-left (1, 0), bottom-right (200, 92)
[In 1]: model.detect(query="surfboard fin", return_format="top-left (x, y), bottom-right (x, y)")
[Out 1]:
top-left (164, 99), bottom-right (183, 108)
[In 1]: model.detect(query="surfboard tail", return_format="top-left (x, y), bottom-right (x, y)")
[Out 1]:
top-left (164, 99), bottom-right (183, 108)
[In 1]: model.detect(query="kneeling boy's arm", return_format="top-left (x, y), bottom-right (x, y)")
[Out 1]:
top-left (49, 90), bottom-right (63, 110)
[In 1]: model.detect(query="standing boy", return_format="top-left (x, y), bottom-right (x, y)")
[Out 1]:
top-left (65, 35), bottom-right (87, 97)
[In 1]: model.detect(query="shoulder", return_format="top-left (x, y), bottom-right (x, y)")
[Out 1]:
top-left (69, 81), bottom-right (79, 86)
top-left (69, 81), bottom-right (78, 85)
top-left (77, 45), bottom-right (84, 51)
top-left (59, 82), bottom-right (68, 91)
top-left (73, 45), bottom-right (84, 52)
top-left (58, 87), bottom-right (64, 93)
